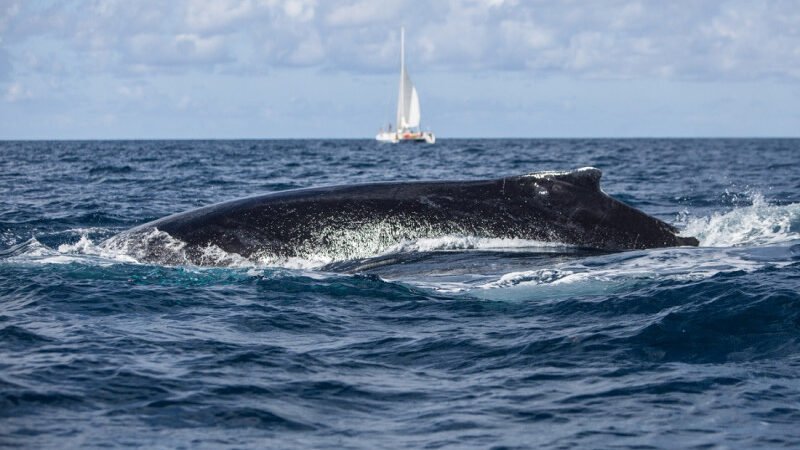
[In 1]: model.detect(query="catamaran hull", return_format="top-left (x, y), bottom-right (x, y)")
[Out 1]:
top-left (375, 132), bottom-right (398, 143)
top-left (375, 131), bottom-right (435, 144)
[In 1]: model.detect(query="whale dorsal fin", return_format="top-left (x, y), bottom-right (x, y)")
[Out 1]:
top-left (523, 167), bottom-right (602, 190)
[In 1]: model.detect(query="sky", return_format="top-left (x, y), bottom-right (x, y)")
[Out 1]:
top-left (1, 0), bottom-right (799, 139)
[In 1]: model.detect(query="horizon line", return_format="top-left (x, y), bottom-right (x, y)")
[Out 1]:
top-left (2, 136), bottom-right (800, 142)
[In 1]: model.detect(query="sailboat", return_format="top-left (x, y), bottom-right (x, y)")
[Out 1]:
top-left (376, 28), bottom-right (435, 144)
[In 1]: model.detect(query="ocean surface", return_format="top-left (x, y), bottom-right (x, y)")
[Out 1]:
top-left (1, 139), bottom-right (799, 449)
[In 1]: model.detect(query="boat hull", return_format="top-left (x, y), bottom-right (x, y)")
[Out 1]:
top-left (375, 131), bottom-right (435, 144)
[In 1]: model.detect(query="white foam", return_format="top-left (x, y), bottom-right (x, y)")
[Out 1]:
top-left (58, 235), bottom-right (139, 263)
top-left (484, 268), bottom-right (577, 288)
top-left (19, 237), bottom-right (55, 258)
top-left (474, 245), bottom-right (793, 297)
top-left (255, 254), bottom-right (334, 270)
top-left (382, 235), bottom-right (569, 254)
top-left (1, 236), bottom-right (120, 266)
top-left (5, 191), bottom-right (798, 275)
top-left (681, 193), bottom-right (800, 247)
top-left (249, 236), bottom-right (568, 270)
top-left (100, 228), bottom-right (260, 268)
top-left (523, 166), bottom-right (599, 179)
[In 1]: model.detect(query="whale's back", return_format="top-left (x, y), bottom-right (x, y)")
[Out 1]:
top-left (111, 168), bottom-right (698, 265)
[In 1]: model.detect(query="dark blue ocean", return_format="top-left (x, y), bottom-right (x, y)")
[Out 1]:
top-left (1, 139), bottom-right (800, 449)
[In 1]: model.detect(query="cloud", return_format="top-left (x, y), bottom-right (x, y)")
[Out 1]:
top-left (281, 0), bottom-right (316, 21)
top-left (0, 0), bottom-right (21, 32)
top-left (325, 0), bottom-right (404, 27)
top-left (185, 0), bottom-right (260, 33)
top-left (0, 0), bottom-right (20, 78)
top-left (1, 0), bottom-right (799, 81)
top-left (4, 81), bottom-right (30, 101)
top-left (127, 33), bottom-right (231, 67)
top-left (0, 47), bottom-right (11, 80)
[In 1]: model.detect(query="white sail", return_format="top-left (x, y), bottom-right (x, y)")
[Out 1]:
top-left (395, 27), bottom-right (421, 130)
top-left (397, 69), bottom-right (420, 129)
top-left (407, 84), bottom-right (420, 128)
top-left (377, 27), bottom-right (435, 144)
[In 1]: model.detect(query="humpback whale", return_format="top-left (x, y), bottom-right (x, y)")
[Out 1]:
top-left (108, 167), bottom-right (698, 265)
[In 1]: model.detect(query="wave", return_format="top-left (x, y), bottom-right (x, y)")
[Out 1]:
top-left (87, 164), bottom-right (135, 175)
top-left (3, 193), bottom-right (798, 280)
top-left (378, 235), bottom-right (569, 254)
top-left (0, 236), bottom-right (138, 266)
top-left (473, 193), bottom-right (800, 295)
top-left (475, 245), bottom-right (794, 293)
top-left (681, 193), bottom-right (800, 247)
top-left (104, 231), bottom-right (571, 270)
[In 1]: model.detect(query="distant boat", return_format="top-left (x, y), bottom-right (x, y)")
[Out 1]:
top-left (376, 28), bottom-right (435, 144)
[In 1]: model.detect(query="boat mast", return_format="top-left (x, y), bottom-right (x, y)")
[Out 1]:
top-left (401, 26), bottom-right (405, 76)
top-left (397, 27), bottom-right (405, 132)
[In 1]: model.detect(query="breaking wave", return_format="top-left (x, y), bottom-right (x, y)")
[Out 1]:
top-left (3, 193), bottom-right (798, 291)
top-left (473, 195), bottom-right (800, 295)
top-left (475, 245), bottom-right (794, 295)
top-left (682, 193), bottom-right (800, 247)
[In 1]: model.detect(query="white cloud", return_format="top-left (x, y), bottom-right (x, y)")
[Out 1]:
top-left (176, 94), bottom-right (193, 110)
top-left (0, 0), bottom-right (21, 33)
top-left (117, 84), bottom-right (145, 99)
top-left (4, 81), bottom-right (30, 101)
top-left (282, 0), bottom-right (315, 21)
top-left (499, 19), bottom-right (552, 50)
top-left (185, 0), bottom-right (259, 32)
top-left (286, 32), bottom-right (323, 65)
top-left (325, 0), bottom-right (403, 27)
top-left (1, 0), bottom-right (799, 81)
top-left (0, 47), bottom-right (10, 79)
top-left (127, 33), bottom-right (231, 66)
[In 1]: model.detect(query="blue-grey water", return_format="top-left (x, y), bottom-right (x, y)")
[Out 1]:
top-left (1, 139), bottom-right (799, 449)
